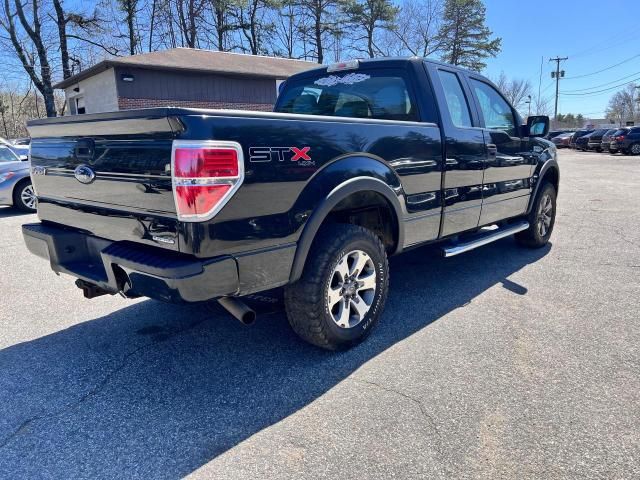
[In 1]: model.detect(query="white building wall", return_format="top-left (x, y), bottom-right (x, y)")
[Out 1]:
top-left (64, 68), bottom-right (119, 115)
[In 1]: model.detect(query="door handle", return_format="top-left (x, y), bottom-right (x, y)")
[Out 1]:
top-left (487, 143), bottom-right (497, 157)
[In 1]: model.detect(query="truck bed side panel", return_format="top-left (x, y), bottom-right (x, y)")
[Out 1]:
top-left (174, 112), bottom-right (443, 257)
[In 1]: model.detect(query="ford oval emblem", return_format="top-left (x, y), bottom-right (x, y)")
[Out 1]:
top-left (74, 164), bottom-right (96, 184)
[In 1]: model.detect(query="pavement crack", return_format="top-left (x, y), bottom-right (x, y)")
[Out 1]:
top-left (351, 378), bottom-right (443, 446)
top-left (0, 317), bottom-right (207, 450)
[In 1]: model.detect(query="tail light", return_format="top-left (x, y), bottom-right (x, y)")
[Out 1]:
top-left (171, 140), bottom-right (244, 221)
top-left (615, 135), bottom-right (625, 141)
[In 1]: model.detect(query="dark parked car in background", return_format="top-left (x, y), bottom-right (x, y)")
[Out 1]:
top-left (600, 129), bottom-right (619, 152)
top-left (575, 132), bottom-right (593, 151)
top-left (569, 130), bottom-right (593, 149)
top-left (586, 129), bottom-right (610, 152)
top-left (609, 126), bottom-right (640, 155)
top-left (551, 132), bottom-right (573, 148)
top-left (608, 128), bottom-right (628, 154)
top-left (546, 130), bottom-right (570, 140)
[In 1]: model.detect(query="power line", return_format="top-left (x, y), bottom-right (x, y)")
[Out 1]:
top-left (564, 54), bottom-right (640, 80)
top-left (540, 80), bottom-right (555, 95)
top-left (562, 71), bottom-right (640, 93)
top-left (568, 27), bottom-right (640, 59)
top-left (560, 77), bottom-right (640, 96)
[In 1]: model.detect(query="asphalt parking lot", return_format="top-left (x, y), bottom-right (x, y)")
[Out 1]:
top-left (0, 149), bottom-right (638, 479)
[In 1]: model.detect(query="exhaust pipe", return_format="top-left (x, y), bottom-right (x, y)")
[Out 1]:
top-left (218, 297), bottom-right (256, 325)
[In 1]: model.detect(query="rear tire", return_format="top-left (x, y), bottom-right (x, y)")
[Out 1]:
top-left (516, 182), bottom-right (556, 248)
top-left (13, 180), bottom-right (37, 212)
top-left (284, 224), bottom-right (389, 350)
top-left (630, 143), bottom-right (640, 156)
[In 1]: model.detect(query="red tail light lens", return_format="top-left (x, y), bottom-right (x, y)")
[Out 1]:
top-left (172, 141), bottom-right (244, 221)
top-left (174, 148), bottom-right (239, 177)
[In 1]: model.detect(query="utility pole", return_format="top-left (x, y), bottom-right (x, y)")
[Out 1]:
top-left (549, 56), bottom-right (568, 120)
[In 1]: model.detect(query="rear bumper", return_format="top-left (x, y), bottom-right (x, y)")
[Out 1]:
top-left (22, 222), bottom-right (239, 302)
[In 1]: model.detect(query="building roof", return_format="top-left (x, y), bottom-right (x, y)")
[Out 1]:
top-left (54, 48), bottom-right (316, 89)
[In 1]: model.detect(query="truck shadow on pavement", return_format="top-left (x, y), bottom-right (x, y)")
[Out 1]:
top-left (0, 238), bottom-right (550, 478)
top-left (0, 207), bottom-right (33, 219)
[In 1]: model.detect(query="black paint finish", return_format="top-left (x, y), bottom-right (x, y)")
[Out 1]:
top-left (26, 57), bottom-right (559, 301)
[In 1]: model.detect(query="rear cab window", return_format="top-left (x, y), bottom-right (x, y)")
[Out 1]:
top-left (275, 69), bottom-right (418, 121)
top-left (437, 70), bottom-right (473, 128)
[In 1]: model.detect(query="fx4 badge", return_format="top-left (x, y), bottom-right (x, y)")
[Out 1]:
top-left (249, 146), bottom-right (312, 165)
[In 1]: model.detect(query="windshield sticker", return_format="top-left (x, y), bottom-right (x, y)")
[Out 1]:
top-left (313, 73), bottom-right (371, 87)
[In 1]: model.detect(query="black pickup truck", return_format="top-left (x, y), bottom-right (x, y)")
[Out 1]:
top-left (23, 58), bottom-right (559, 350)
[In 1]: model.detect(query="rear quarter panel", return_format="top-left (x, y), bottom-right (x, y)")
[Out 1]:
top-left (175, 112), bottom-right (443, 257)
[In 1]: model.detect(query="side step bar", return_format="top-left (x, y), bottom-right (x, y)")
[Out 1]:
top-left (441, 221), bottom-right (530, 258)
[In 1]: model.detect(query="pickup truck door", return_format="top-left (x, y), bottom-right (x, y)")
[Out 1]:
top-left (466, 77), bottom-right (533, 226)
top-left (428, 65), bottom-right (486, 236)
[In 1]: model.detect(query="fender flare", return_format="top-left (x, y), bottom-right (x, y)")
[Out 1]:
top-left (289, 176), bottom-right (405, 283)
top-left (527, 158), bottom-right (559, 214)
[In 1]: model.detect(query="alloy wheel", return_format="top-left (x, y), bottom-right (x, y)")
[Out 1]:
top-left (327, 249), bottom-right (376, 329)
top-left (20, 184), bottom-right (37, 210)
top-left (631, 144), bottom-right (640, 155)
top-left (537, 193), bottom-right (552, 237)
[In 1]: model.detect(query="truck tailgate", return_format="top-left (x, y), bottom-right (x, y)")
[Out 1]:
top-left (29, 110), bottom-right (176, 212)
top-left (28, 109), bottom-right (180, 250)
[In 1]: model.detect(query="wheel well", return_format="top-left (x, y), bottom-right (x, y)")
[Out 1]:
top-left (541, 166), bottom-right (559, 194)
top-left (12, 177), bottom-right (31, 199)
top-left (322, 190), bottom-right (399, 253)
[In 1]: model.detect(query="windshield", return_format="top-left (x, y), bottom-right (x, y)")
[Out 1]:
top-left (0, 146), bottom-right (19, 162)
top-left (275, 70), bottom-right (417, 121)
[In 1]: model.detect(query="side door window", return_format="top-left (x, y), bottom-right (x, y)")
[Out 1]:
top-left (438, 70), bottom-right (473, 128)
top-left (470, 79), bottom-right (516, 137)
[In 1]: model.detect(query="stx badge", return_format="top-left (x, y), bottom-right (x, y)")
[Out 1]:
top-left (249, 146), bottom-right (311, 163)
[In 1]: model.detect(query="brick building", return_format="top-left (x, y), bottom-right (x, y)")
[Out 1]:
top-left (55, 48), bottom-right (315, 115)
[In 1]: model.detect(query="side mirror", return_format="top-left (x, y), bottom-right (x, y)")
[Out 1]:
top-left (525, 116), bottom-right (550, 137)
top-left (20, 155), bottom-right (29, 161)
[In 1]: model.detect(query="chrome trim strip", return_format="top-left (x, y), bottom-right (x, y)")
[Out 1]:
top-left (442, 221), bottom-right (529, 257)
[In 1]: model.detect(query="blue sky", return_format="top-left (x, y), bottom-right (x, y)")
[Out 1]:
top-left (481, 0), bottom-right (640, 118)
top-left (3, 0), bottom-right (637, 119)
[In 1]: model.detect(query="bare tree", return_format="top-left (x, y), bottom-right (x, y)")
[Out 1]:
top-left (233, 0), bottom-right (273, 55)
top-left (533, 94), bottom-right (551, 116)
top-left (204, 0), bottom-right (237, 51)
top-left (605, 84), bottom-right (640, 126)
top-left (297, 0), bottom-right (340, 64)
top-left (494, 72), bottom-right (532, 112)
top-left (118, 0), bottom-right (140, 55)
top-left (174, 0), bottom-right (206, 48)
top-left (1, 0), bottom-right (57, 116)
top-left (268, 0), bottom-right (299, 57)
top-left (388, 0), bottom-right (441, 57)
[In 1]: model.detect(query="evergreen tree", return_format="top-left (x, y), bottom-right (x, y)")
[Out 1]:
top-left (343, 0), bottom-right (398, 58)
top-left (437, 0), bottom-right (501, 71)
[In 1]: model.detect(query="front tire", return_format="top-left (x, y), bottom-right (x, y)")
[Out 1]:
top-left (516, 182), bottom-right (556, 248)
top-left (13, 180), bottom-right (37, 212)
top-left (284, 224), bottom-right (389, 350)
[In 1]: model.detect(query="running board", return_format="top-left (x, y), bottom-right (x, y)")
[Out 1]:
top-left (441, 221), bottom-right (530, 258)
